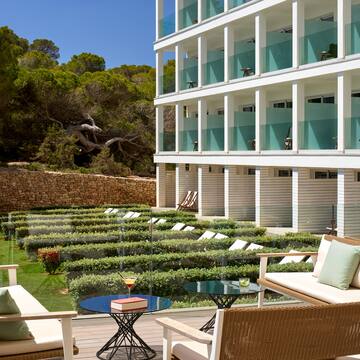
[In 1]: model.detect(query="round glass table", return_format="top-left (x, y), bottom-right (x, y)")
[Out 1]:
top-left (184, 280), bottom-right (262, 332)
top-left (80, 294), bottom-right (172, 360)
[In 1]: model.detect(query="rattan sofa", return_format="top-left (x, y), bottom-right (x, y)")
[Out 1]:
top-left (257, 235), bottom-right (360, 306)
top-left (0, 265), bottom-right (78, 360)
top-left (157, 303), bottom-right (360, 360)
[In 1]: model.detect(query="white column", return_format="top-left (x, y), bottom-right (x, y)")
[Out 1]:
top-left (156, 50), bottom-right (164, 97)
top-left (255, 13), bottom-right (266, 76)
top-left (198, 98), bottom-right (207, 152)
top-left (224, 166), bottom-right (230, 218)
top-left (338, 0), bottom-right (352, 59)
top-left (255, 88), bottom-right (266, 152)
top-left (255, 167), bottom-right (261, 226)
top-left (198, 166), bottom-right (204, 216)
top-left (156, 163), bottom-right (166, 207)
top-left (198, 35), bottom-right (207, 87)
top-left (175, 0), bottom-right (184, 32)
top-left (156, 0), bottom-right (164, 40)
top-left (338, 72), bottom-right (352, 152)
top-left (156, 106), bottom-right (164, 153)
top-left (292, 81), bottom-right (304, 152)
top-left (224, 25), bottom-right (234, 82)
top-left (337, 168), bottom-right (345, 237)
top-left (292, 0), bottom-right (304, 68)
top-left (224, 94), bottom-right (234, 152)
top-left (292, 167), bottom-right (299, 232)
top-left (198, 0), bottom-right (203, 23)
top-left (224, 0), bottom-right (230, 12)
top-left (175, 44), bottom-right (183, 92)
top-left (175, 103), bottom-right (183, 152)
top-left (175, 164), bottom-right (181, 206)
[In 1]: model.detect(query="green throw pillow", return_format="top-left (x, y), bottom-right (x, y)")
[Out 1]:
top-left (318, 240), bottom-right (360, 290)
top-left (0, 289), bottom-right (32, 341)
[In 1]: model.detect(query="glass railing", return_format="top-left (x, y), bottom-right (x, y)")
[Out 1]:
top-left (230, 41), bottom-right (255, 79)
top-left (159, 13), bottom-right (175, 38)
top-left (262, 31), bottom-right (292, 73)
top-left (203, 115), bottom-right (224, 151)
top-left (180, 0), bottom-right (198, 30)
top-left (204, 50), bottom-right (224, 85)
top-left (229, 0), bottom-right (249, 9)
top-left (160, 73), bottom-right (175, 95)
top-left (204, 0), bottom-right (224, 20)
top-left (159, 131), bottom-right (176, 152)
top-left (345, 97), bottom-right (360, 149)
top-left (230, 111), bottom-right (256, 150)
top-left (300, 103), bottom-right (337, 150)
top-left (300, 19), bottom-right (337, 65)
top-left (180, 117), bottom-right (198, 151)
top-left (181, 58), bottom-right (198, 90)
top-left (262, 108), bottom-right (292, 150)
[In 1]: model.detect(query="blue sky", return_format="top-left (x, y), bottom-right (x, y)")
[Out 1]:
top-left (0, 0), bottom-right (156, 68)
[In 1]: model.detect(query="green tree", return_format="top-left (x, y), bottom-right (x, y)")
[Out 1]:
top-left (18, 50), bottom-right (57, 70)
top-left (90, 148), bottom-right (131, 176)
top-left (65, 53), bottom-right (106, 75)
top-left (30, 39), bottom-right (60, 60)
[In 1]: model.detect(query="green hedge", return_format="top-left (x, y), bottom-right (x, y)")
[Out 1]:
top-left (69, 262), bottom-right (313, 307)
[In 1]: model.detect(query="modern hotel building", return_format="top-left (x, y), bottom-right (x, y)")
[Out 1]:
top-left (154, 0), bottom-right (360, 237)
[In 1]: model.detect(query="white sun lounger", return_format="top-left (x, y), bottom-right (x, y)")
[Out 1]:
top-left (156, 219), bottom-right (167, 225)
top-left (279, 250), bottom-right (307, 265)
top-left (131, 212), bottom-right (141, 218)
top-left (229, 239), bottom-right (248, 251)
top-left (147, 218), bottom-right (158, 224)
top-left (104, 208), bottom-right (113, 214)
top-left (214, 233), bottom-right (229, 239)
top-left (171, 223), bottom-right (186, 231)
top-left (246, 243), bottom-right (264, 251)
top-left (198, 230), bottom-right (216, 240)
top-left (183, 226), bottom-right (195, 231)
top-left (123, 211), bottom-right (135, 219)
top-left (111, 209), bottom-right (120, 214)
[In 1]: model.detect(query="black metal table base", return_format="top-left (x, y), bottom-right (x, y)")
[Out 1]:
top-left (97, 312), bottom-right (156, 360)
top-left (200, 295), bottom-right (239, 333)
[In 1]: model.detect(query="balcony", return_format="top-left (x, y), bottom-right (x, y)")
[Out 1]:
top-left (204, 0), bottom-right (224, 20)
top-left (300, 101), bottom-right (337, 150)
top-left (204, 50), bottom-right (224, 85)
top-left (159, 131), bottom-right (176, 151)
top-left (230, 111), bottom-right (256, 150)
top-left (346, 4), bottom-right (360, 56)
top-left (203, 114), bottom-right (224, 151)
top-left (181, 57), bottom-right (198, 90)
top-left (180, 0), bottom-right (198, 30)
top-left (230, 40), bottom-right (255, 80)
top-left (301, 17), bottom-right (337, 65)
top-left (262, 107), bottom-right (292, 150)
top-left (159, 13), bottom-right (175, 38)
top-left (229, 0), bottom-right (249, 10)
top-left (345, 97), bottom-right (360, 149)
top-left (160, 73), bottom-right (175, 95)
top-left (180, 117), bottom-right (198, 151)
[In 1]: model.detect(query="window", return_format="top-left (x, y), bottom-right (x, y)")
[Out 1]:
top-left (314, 171), bottom-right (337, 179)
top-left (320, 15), bottom-right (335, 22)
top-left (307, 96), bottom-right (335, 104)
top-left (243, 104), bottom-right (255, 112)
top-left (352, 92), bottom-right (360, 98)
top-left (277, 169), bottom-right (292, 177)
top-left (166, 164), bottom-right (176, 171)
top-left (357, 172), bottom-right (360, 182)
top-left (217, 109), bottom-right (224, 116)
top-left (208, 166), bottom-right (212, 173)
top-left (185, 164), bottom-right (190, 171)
top-left (247, 168), bottom-right (256, 176)
top-left (272, 100), bottom-right (292, 109)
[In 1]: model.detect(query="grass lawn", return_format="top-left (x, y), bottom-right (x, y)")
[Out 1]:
top-left (0, 233), bottom-right (74, 311)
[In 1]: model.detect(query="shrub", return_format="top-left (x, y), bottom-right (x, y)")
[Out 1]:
top-left (38, 248), bottom-right (61, 274)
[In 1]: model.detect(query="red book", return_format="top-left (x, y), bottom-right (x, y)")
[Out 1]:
top-left (111, 297), bottom-right (148, 311)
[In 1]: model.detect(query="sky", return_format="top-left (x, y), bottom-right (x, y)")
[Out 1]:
top-left (0, 0), bottom-right (156, 68)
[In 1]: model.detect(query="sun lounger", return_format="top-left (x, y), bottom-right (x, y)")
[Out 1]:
top-left (279, 250), bottom-right (307, 264)
top-left (229, 239), bottom-right (248, 251)
top-left (147, 218), bottom-right (158, 224)
top-left (156, 219), bottom-right (167, 225)
top-left (111, 209), bottom-right (119, 214)
top-left (171, 223), bottom-right (186, 231)
top-left (104, 208), bottom-right (113, 214)
top-left (246, 243), bottom-right (264, 251)
top-left (131, 212), bottom-right (141, 218)
top-left (123, 211), bottom-right (135, 219)
top-left (183, 226), bottom-right (195, 231)
top-left (214, 233), bottom-right (228, 239)
top-left (198, 230), bottom-right (216, 240)
top-left (177, 191), bottom-right (198, 211)
top-left (177, 191), bottom-right (192, 210)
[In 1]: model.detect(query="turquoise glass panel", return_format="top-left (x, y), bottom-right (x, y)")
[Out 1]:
top-left (204, 0), bottom-right (224, 20)
top-left (300, 103), bottom-right (337, 150)
top-left (345, 98), bottom-right (360, 149)
top-left (160, 131), bottom-right (175, 151)
top-left (229, 0), bottom-right (248, 9)
top-left (159, 13), bottom-right (175, 38)
top-left (262, 108), bottom-right (292, 150)
top-left (262, 31), bottom-right (292, 73)
top-left (230, 111), bottom-right (255, 150)
top-left (204, 50), bottom-right (224, 85)
top-left (160, 73), bottom-right (175, 95)
top-left (346, 4), bottom-right (360, 55)
top-left (181, 58), bottom-right (198, 90)
top-left (301, 19), bottom-right (337, 65)
top-left (180, 117), bottom-right (198, 151)
top-left (180, 0), bottom-right (198, 29)
top-left (203, 115), bottom-right (224, 151)
top-left (230, 40), bottom-right (255, 79)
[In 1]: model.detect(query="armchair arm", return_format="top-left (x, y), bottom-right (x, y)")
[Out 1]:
top-left (0, 264), bottom-right (18, 286)
top-left (0, 311), bottom-right (77, 322)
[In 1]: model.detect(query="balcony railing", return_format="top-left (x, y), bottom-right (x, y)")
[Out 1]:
top-left (181, 58), bottom-right (198, 90)
top-left (301, 18), bottom-right (337, 65)
top-left (262, 30), bottom-right (292, 73)
top-left (159, 131), bottom-right (176, 152)
top-left (345, 97), bottom-right (360, 149)
top-left (180, 117), bottom-right (198, 151)
top-left (230, 111), bottom-right (256, 150)
top-left (180, 0), bottom-right (198, 30)
top-left (346, 5), bottom-right (360, 56)
top-left (160, 73), bottom-right (176, 95)
top-left (159, 13), bottom-right (175, 38)
top-left (204, 50), bottom-right (224, 85)
top-left (203, 114), bottom-right (224, 151)
top-left (262, 108), bottom-right (292, 150)
top-left (204, 0), bottom-right (224, 20)
top-left (300, 103), bottom-right (337, 150)
top-left (230, 40), bottom-right (255, 79)
top-left (229, 0), bottom-right (249, 10)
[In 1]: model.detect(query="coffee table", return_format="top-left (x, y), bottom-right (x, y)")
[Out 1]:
top-left (80, 294), bottom-right (172, 360)
top-left (184, 280), bottom-right (262, 332)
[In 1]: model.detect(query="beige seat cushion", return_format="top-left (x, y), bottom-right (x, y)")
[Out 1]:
top-left (337, 356), bottom-right (360, 359)
top-left (172, 341), bottom-right (211, 360)
top-left (0, 285), bottom-right (74, 356)
top-left (265, 272), bottom-right (360, 303)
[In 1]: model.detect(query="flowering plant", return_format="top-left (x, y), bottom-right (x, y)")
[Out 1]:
top-left (38, 248), bottom-right (61, 274)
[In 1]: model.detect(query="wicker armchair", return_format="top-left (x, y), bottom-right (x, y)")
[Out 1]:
top-left (157, 303), bottom-right (360, 360)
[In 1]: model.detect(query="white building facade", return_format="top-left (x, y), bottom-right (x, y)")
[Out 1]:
top-left (154, 0), bottom-right (360, 237)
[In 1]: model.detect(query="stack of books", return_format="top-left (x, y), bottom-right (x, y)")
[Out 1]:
top-left (111, 297), bottom-right (148, 311)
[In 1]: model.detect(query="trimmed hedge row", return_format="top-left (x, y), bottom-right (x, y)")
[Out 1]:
top-left (56, 234), bottom-right (320, 262)
top-left (64, 246), bottom-right (317, 280)
top-left (69, 262), bottom-right (313, 307)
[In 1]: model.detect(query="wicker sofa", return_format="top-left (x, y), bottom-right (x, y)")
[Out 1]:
top-left (257, 235), bottom-right (360, 306)
top-left (0, 265), bottom-right (78, 360)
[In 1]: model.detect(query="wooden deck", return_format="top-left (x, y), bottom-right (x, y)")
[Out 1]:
top-left (73, 308), bottom-right (214, 360)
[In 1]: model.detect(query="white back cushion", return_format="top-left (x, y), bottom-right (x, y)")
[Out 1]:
top-left (313, 236), bottom-right (332, 277)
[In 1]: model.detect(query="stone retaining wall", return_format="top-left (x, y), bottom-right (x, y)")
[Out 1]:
top-left (0, 168), bottom-right (156, 212)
